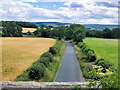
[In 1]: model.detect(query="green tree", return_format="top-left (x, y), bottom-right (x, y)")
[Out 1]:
top-left (2, 28), bottom-right (8, 37)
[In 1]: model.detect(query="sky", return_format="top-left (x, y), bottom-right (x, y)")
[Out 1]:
top-left (0, 0), bottom-right (119, 24)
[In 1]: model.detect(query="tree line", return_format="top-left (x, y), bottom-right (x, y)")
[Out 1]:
top-left (2, 21), bottom-right (38, 28)
top-left (2, 21), bottom-right (120, 40)
top-left (34, 24), bottom-right (86, 43)
top-left (2, 21), bottom-right (23, 37)
top-left (2, 21), bottom-right (38, 37)
top-left (86, 28), bottom-right (120, 39)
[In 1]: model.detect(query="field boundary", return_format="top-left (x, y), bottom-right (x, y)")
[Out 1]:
top-left (15, 40), bottom-right (66, 82)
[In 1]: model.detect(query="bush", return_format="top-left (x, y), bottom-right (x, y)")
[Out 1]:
top-left (97, 60), bottom-right (111, 69)
top-left (84, 48), bottom-right (89, 53)
top-left (38, 57), bottom-right (50, 67)
top-left (49, 47), bottom-right (58, 55)
top-left (80, 56), bottom-right (88, 61)
top-left (87, 51), bottom-right (94, 56)
top-left (82, 64), bottom-right (93, 78)
top-left (95, 59), bottom-right (105, 65)
top-left (28, 63), bottom-right (45, 80)
top-left (78, 42), bottom-right (85, 48)
top-left (86, 49), bottom-right (95, 54)
top-left (99, 73), bottom-right (118, 88)
top-left (41, 52), bottom-right (53, 62)
top-left (87, 54), bottom-right (96, 62)
top-left (82, 45), bottom-right (87, 50)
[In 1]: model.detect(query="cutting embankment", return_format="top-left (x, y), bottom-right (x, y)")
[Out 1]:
top-left (2, 37), bottom-right (55, 81)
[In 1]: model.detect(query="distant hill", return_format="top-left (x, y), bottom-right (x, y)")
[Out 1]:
top-left (33, 22), bottom-right (71, 27)
top-left (84, 24), bottom-right (118, 31)
top-left (33, 22), bottom-right (118, 30)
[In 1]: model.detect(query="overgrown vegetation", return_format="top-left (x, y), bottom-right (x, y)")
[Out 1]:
top-left (73, 41), bottom-right (118, 89)
top-left (15, 40), bottom-right (66, 82)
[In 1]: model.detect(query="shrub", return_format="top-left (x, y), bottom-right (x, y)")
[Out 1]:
top-left (41, 52), bottom-right (53, 62)
top-left (82, 45), bottom-right (87, 50)
top-left (84, 48), bottom-right (89, 53)
top-left (87, 51), bottom-right (94, 56)
top-left (78, 42), bottom-right (85, 48)
top-left (95, 59), bottom-right (104, 65)
top-left (28, 63), bottom-right (45, 80)
top-left (82, 64), bottom-right (93, 78)
top-left (97, 60), bottom-right (111, 69)
top-left (38, 57), bottom-right (50, 67)
top-left (49, 47), bottom-right (58, 55)
top-left (87, 54), bottom-right (96, 62)
top-left (86, 49), bottom-right (95, 54)
top-left (80, 56), bottom-right (88, 61)
top-left (99, 73), bottom-right (118, 88)
top-left (83, 47), bottom-right (90, 53)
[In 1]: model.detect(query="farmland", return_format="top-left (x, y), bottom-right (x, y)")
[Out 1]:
top-left (83, 38), bottom-right (118, 68)
top-left (22, 28), bottom-right (37, 33)
top-left (2, 37), bottom-right (55, 81)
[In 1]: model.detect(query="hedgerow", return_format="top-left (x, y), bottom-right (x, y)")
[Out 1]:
top-left (28, 63), bottom-right (45, 80)
top-left (49, 41), bottom-right (62, 55)
top-left (41, 52), bottom-right (53, 62)
top-left (75, 41), bottom-right (118, 88)
top-left (38, 57), bottom-right (50, 67)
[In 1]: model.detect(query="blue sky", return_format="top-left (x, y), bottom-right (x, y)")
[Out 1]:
top-left (0, 0), bottom-right (119, 24)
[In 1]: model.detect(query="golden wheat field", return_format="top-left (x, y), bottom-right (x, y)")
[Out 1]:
top-left (22, 28), bottom-right (37, 33)
top-left (2, 37), bottom-right (55, 81)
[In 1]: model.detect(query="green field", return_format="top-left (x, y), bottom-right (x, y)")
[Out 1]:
top-left (83, 38), bottom-right (118, 68)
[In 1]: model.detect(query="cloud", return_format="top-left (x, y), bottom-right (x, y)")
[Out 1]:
top-left (0, 0), bottom-right (118, 24)
top-left (95, 2), bottom-right (118, 8)
top-left (38, 0), bottom-right (69, 2)
top-left (17, 0), bottom-right (38, 2)
top-left (70, 2), bottom-right (84, 8)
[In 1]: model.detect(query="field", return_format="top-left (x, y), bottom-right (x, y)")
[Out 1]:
top-left (22, 28), bottom-right (37, 33)
top-left (2, 37), bottom-right (55, 81)
top-left (83, 38), bottom-right (118, 68)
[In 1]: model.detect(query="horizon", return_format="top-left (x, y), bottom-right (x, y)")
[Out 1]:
top-left (0, 0), bottom-right (118, 24)
top-left (0, 20), bottom-right (118, 25)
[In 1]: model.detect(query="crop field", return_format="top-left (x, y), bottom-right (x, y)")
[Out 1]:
top-left (2, 37), bottom-right (55, 81)
top-left (83, 38), bottom-right (118, 68)
top-left (22, 28), bottom-right (37, 33)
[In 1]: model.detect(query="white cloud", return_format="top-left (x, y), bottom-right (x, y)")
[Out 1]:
top-left (20, 0), bottom-right (38, 2)
top-left (0, 0), bottom-right (118, 24)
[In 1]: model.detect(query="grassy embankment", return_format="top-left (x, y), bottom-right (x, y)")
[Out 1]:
top-left (2, 37), bottom-right (55, 81)
top-left (72, 37), bottom-right (118, 88)
top-left (83, 38), bottom-right (118, 68)
top-left (15, 40), bottom-right (66, 82)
